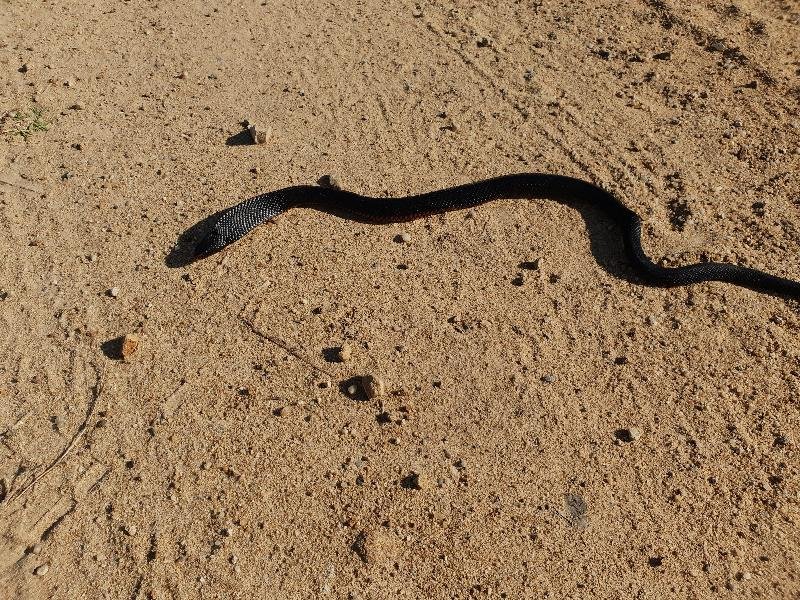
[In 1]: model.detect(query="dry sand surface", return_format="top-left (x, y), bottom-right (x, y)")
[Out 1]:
top-left (2, 0), bottom-right (800, 598)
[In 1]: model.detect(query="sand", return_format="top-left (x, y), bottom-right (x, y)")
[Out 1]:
top-left (1, 0), bottom-right (799, 598)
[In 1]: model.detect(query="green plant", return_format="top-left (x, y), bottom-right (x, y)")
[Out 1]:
top-left (12, 106), bottom-right (49, 140)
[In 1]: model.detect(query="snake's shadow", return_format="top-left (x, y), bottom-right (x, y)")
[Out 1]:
top-left (166, 208), bottom-right (227, 268)
top-left (540, 198), bottom-right (641, 287)
top-left (166, 196), bottom-right (642, 287)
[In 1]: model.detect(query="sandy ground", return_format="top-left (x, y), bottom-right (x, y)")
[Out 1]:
top-left (1, 0), bottom-right (800, 598)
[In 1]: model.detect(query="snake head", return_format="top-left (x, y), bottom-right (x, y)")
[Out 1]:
top-left (193, 227), bottom-right (229, 257)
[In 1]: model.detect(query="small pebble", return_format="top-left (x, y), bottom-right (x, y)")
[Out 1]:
top-left (402, 471), bottom-right (426, 490)
top-left (318, 174), bottom-right (341, 189)
top-left (124, 524), bottom-right (137, 536)
top-left (520, 258), bottom-right (541, 270)
top-left (361, 374), bottom-right (385, 399)
top-left (412, 7), bottom-right (423, 18)
top-left (34, 564), bottom-right (49, 576)
top-left (274, 405), bottom-right (292, 417)
top-left (334, 344), bottom-right (352, 362)
top-left (398, 232), bottom-right (411, 243)
top-left (29, 543), bottom-right (43, 555)
top-left (121, 333), bottom-right (139, 358)
top-left (222, 527), bottom-right (234, 537)
top-left (614, 427), bottom-right (643, 443)
top-left (347, 384), bottom-right (358, 396)
top-left (178, 70), bottom-right (188, 79)
top-left (69, 102), bottom-right (84, 110)
top-left (19, 63), bottom-right (30, 73)
top-left (541, 374), bottom-right (555, 383)
top-left (351, 528), bottom-right (393, 564)
top-left (248, 123), bottom-right (269, 144)
top-left (653, 51), bottom-right (672, 60)
top-left (107, 287), bottom-right (120, 298)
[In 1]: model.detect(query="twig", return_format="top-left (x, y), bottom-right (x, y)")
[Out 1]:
top-left (3, 379), bottom-right (101, 506)
top-left (0, 176), bottom-right (42, 194)
top-left (240, 317), bottom-right (335, 378)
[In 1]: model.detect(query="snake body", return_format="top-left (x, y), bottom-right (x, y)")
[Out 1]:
top-left (194, 174), bottom-right (800, 297)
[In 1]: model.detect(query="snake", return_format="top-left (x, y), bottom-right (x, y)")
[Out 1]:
top-left (193, 174), bottom-right (800, 297)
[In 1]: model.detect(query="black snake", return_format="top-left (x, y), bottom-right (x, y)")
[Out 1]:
top-left (194, 174), bottom-right (800, 297)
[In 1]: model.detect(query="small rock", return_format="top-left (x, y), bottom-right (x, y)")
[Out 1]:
top-left (88, 253), bottom-right (98, 262)
top-left (361, 375), bottom-right (385, 399)
top-left (351, 528), bottom-right (393, 564)
top-left (614, 427), bottom-right (642, 443)
top-left (411, 7), bottom-right (423, 18)
top-left (248, 123), bottom-right (269, 144)
top-left (121, 334), bottom-right (139, 358)
top-left (334, 344), bottom-right (352, 362)
top-left (347, 384), bottom-right (358, 396)
top-left (653, 51), bottom-right (672, 60)
top-left (318, 174), bottom-right (341, 189)
top-left (34, 564), bottom-right (49, 576)
top-left (69, 102), bottom-right (84, 110)
top-left (563, 493), bottom-right (588, 529)
top-left (394, 232), bottom-right (411, 243)
top-left (520, 258), bottom-right (541, 270)
top-left (541, 374), bottom-right (555, 383)
top-left (19, 63), bottom-right (30, 73)
top-left (107, 287), bottom-right (120, 298)
top-left (274, 405), bottom-right (292, 417)
top-left (28, 543), bottom-right (43, 555)
top-left (178, 70), bottom-right (188, 79)
top-left (402, 471), bottom-right (426, 490)
top-left (222, 527), bottom-right (234, 537)
top-left (124, 524), bottom-right (138, 536)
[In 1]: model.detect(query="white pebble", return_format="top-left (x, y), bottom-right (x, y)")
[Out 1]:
top-left (108, 287), bottom-right (120, 298)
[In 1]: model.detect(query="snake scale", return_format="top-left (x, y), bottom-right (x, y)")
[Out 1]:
top-left (194, 174), bottom-right (800, 298)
